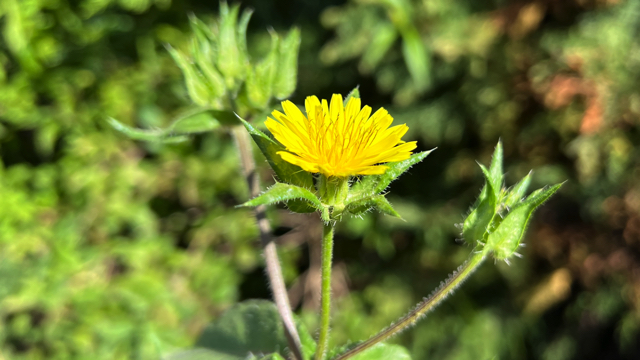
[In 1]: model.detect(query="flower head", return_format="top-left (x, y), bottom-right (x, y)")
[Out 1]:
top-left (265, 94), bottom-right (417, 177)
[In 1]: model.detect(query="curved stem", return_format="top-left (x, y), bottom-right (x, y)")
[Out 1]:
top-left (232, 125), bottom-right (304, 360)
top-left (333, 249), bottom-right (488, 360)
top-left (315, 223), bottom-right (335, 360)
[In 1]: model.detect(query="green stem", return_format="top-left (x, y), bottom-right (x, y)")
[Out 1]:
top-left (315, 223), bottom-right (335, 360)
top-left (333, 249), bottom-right (489, 360)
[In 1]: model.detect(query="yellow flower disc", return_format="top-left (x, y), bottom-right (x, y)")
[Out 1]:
top-left (265, 94), bottom-right (417, 177)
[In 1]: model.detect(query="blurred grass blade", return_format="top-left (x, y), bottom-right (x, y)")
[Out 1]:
top-left (360, 23), bottom-right (397, 73)
top-left (107, 117), bottom-right (188, 143)
top-left (400, 26), bottom-right (430, 92)
top-left (169, 111), bottom-right (222, 134)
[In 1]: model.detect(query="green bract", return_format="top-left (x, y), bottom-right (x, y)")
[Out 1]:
top-left (461, 141), bottom-right (564, 261)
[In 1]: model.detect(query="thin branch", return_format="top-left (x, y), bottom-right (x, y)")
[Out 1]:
top-left (333, 249), bottom-right (488, 360)
top-left (231, 125), bottom-right (304, 360)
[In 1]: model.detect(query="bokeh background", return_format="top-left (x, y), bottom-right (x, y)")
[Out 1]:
top-left (1, 0), bottom-right (640, 359)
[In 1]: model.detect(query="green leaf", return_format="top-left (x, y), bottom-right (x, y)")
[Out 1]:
top-left (487, 182), bottom-right (564, 260)
top-left (400, 26), bottom-right (430, 92)
top-left (273, 27), bottom-right (301, 100)
top-left (236, 8), bottom-right (253, 71)
top-left (503, 171), bottom-right (532, 210)
top-left (346, 195), bottom-right (401, 218)
top-left (257, 354), bottom-right (286, 360)
top-left (163, 348), bottom-right (243, 360)
top-left (343, 86), bottom-right (360, 106)
top-left (108, 110), bottom-right (229, 143)
top-left (238, 117), bottom-right (313, 189)
top-left (187, 15), bottom-right (226, 101)
top-left (167, 45), bottom-right (213, 106)
top-left (169, 110), bottom-right (222, 134)
top-left (240, 183), bottom-right (327, 220)
top-left (349, 150), bottom-right (434, 199)
top-left (488, 140), bottom-right (503, 201)
top-left (195, 300), bottom-right (291, 358)
top-left (360, 23), bottom-right (398, 73)
top-left (296, 319), bottom-right (317, 360)
top-left (107, 117), bottom-right (189, 143)
top-left (331, 343), bottom-right (412, 360)
top-left (246, 32), bottom-right (279, 109)
top-left (217, 3), bottom-right (243, 87)
top-left (462, 164), bottom-right (497, 245)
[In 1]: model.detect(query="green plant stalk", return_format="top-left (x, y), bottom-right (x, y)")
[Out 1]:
top-left (333, 248), bottom-right (489, 360)
top-left (232, 125), bottom-right (304, 360)
top-left (315, 223), bottom-right (335, 360)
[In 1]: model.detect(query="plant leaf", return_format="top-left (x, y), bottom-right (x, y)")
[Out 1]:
top-left (217, 3), bottom-right (242, 86)
top-left (246, 32), bottom-right (279, 109)
top-left (349, 150), bottom-right (434, 199)
top-left (462, 164), bottom-right (497, 245)
top-left (167, 45), bottom-right (213, 107)
top-left (343, 86), bottom-right (360, 106)
top-left (503, 171), bottom-right (532, 210)
top-left (163, 348), bottom-right (243, 360)
top-left (400, 26), bottom-right (430, 92)
top-left (273, 27), bottom-right (300, 100)
top-left (487, 182), bottom-right (564, 260)
top-left (169, 111), bottom-right (222, 134)
top-left (331, 343), bottom-right (412, 360)
top-left (360, 23), bottom-right (398, 72)
top-left (107, 117), bottom-right (189, 143)
top-left (346, 195), bottom-right (401, 218)
top-left (236, 8), bottom-right (253, 70)
top-left (195, 300), bottom-right (291, 358)
top-left (488, 140), bottom-right (503, 201)
top-left (240, 182), bottom-right (322, 212)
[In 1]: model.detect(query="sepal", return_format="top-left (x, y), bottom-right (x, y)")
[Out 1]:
top-left (487, 182), bottom-right (564, 260)
top-left (240, 183), bottom-right (328, 221)
top-left (349, 150), bottom-right (434, 199)
top-left (345, 195), bottom-right (402, 219)
top-left (462, 163), bottom-right (497, 245)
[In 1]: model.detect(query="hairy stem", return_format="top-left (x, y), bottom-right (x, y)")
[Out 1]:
top-left (315, 223), bottom-right (335, 360)
top-left (333, 249), bottom-right (488, 360)
top-left (232, 125), bottom-right (304, 360)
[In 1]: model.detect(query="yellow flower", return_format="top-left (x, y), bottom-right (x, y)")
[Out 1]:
top-left (265, 94), bottom-right (417, 177)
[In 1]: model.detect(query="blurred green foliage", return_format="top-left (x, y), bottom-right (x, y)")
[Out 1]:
top-left (1, 0), bottom-right (640, 359)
